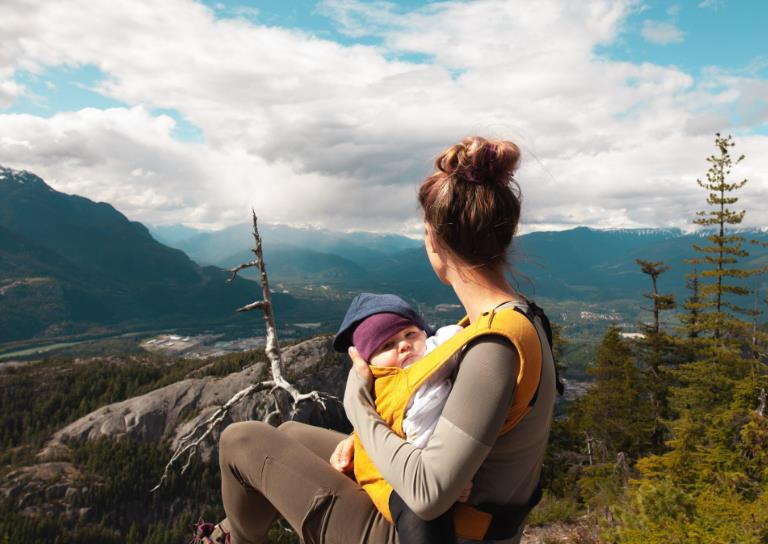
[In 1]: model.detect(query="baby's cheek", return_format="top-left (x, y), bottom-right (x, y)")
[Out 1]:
top-left (370, 351), bottom-right (398, 367)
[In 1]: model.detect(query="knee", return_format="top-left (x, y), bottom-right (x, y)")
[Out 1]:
top-left (278, 419), bottom-right (302, 437)
top-left (219, 420), bottom-right (273, 463)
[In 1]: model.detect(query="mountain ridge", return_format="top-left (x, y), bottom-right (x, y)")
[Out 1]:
top-left (2, 164), bottom-right (766, 347)
top-left (0, 166), bottom-right (312, 344)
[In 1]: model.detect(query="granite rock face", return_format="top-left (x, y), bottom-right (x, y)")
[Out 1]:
top-left (0, 462), bottom-right (96, 521)
top-left (39, 335), bottom-right (350, 461)
top-left (43, 362), bottom-right (269, 453)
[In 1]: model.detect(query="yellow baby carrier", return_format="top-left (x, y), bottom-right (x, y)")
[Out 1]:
top-left (353, 302), bottom-right (549, 541)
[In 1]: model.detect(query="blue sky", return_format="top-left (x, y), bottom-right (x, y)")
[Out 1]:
top-left (7, 67), bottom-right (206, 142)
top-left (0, 0), bottom-right (766, 232)
top-left (601, 1), bottom-right (766, 76)
top-left (10, 1), bottom-right (765, 121)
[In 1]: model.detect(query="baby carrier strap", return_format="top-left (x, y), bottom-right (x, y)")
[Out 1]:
top-left (452, 301), bottom-right (560, 541)
top-left (452, 482), bottom-right (543, 541)
top-left (403, 302), bottom-right (541, 403)
top-left (517, 300), bottom-right (565, 396)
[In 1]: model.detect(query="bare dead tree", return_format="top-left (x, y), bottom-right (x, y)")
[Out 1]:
top-left (152, 211), bottom-right (343, 491)
top-left (585, 433), bottom-right (594, 466)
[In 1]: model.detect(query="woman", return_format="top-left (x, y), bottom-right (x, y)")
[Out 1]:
top-left (206, 136), bottom-right (557, 544)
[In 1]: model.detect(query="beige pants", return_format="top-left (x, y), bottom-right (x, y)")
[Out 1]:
top-left (219, 420), bottom-right (399, 544)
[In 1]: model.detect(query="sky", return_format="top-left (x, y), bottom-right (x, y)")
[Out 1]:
top-left (0, 0), bottom-right (766, 235)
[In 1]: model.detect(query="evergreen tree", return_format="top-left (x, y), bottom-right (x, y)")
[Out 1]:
top-left (675, 133), bottom-right (761, 416)
top-left (635, 259), bottom-right (676, 450)
top-left (688, 133), bottom-right (757, 344)
top-left (570, 326), bottom-right (653, 460)
top-left (605, 135), bottom-right (768, 543)
top-left (618, 134), bottom-right (768, 543)
top-left (678, 267), bottom-right (703, 368)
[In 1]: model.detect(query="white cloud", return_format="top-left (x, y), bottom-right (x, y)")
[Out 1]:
top-left (317, 0), bottom-right (401, 38)
top-left (0, 79), bottom-right (25, 108)
top-left (0, 0), bottom-right (765, 234)
top-left (698, 0), bottom-right (726, 10)
top-left (641, 20), bottom-right (685, 44)
top-left (0, 64), bottom-right (25, 107)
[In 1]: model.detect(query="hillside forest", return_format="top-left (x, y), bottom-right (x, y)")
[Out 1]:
top-left (1, 133), bottom-right (767, 543)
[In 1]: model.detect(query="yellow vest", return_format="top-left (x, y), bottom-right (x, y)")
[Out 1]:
top-left (353, 304), bottom-right (543, 540)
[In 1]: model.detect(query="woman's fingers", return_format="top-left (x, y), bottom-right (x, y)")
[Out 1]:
top-left (330, 436), bottom-right (356, 473)
top-left (339, 435), bottom-right (355, 472)
top-left (348, 346), bottom-right (373, 383)
top-left (329, 442), bottom-right (343, 471)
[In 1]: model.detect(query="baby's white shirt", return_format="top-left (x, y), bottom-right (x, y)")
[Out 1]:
top-left (401, 324), bottom-right (464, 449)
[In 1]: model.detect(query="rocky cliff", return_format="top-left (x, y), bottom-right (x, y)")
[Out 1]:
top-left (2, 335), bottom-right (350, 521)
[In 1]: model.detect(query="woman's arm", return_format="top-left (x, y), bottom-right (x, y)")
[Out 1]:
top-left (344, 335), bottom-right (519, 520)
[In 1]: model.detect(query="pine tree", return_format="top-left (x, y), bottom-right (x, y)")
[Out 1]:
top-left (597, 135), bottom-right (768, 543)
top-left (688, 133), bottom-right (758, 344)
top-left (635, 259), bottom-right (676, 450)
top-left (674, 134), bottom-right (762, 416)
top-left (679, 268), bottom-right (701, 339)
top-left (633, 133), bottom-right (767, 504)
top-left (570, 326), bottom-right (653, 460)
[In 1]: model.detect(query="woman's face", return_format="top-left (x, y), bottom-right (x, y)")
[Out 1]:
top-left (424, 224), bottom-right (449, 285)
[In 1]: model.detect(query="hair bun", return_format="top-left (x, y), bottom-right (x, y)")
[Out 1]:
top-left (436, 136), bottom-right (520, 186)
top-left (419, 135), bottom-right (522, 267)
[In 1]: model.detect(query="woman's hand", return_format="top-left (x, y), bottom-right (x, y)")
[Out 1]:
top-left (348, 346), bottom-right (373, 385)
top-left (330, 434), bottom-right (355, 474)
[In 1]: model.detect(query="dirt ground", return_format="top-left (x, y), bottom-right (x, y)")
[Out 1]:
top-left (522, 521), bottom-right (600, 543)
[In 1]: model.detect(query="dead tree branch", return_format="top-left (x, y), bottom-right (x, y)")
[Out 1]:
top-left (151, 381), bottom-right (274, 491)
top-left (153, 211), bottom-right (344, 491)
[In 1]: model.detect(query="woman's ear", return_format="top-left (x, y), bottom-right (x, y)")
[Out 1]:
top-left (424, 224), bottom-right (450, 285)
top-left (425, 224), bottom-right (443, 255)
top-left (425, 226), bottom-right (443, 263)
top-left (424, 225), bottom-right (435, 254)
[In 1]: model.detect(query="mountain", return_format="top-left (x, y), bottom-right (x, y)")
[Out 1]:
top-left (162, 220), bottom-right (768, 307)
top-left (3, 165), bottom-right (766, 347)
top-left (169, 221), bottom-right (422, 265)
top-left (147, 224), bottom-right (206, 245)
top-left (514, 227), bottom-right (686, 300)
top-left (0, 166), bottom-right (302, 343)
top-left (220, 246), bottom-right (370, 285)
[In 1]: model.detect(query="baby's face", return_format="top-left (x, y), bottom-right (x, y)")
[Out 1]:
top-left (368, 325), bottom-right (427, 368)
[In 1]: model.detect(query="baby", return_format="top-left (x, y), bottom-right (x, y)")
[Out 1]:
top-left (332, 293), bottom-right (469, 544)
top-left (350, 310), bottom-right (463, 448)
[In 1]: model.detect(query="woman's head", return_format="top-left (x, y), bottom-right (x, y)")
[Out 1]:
top-left (418, 136), bottom-right (521, 270)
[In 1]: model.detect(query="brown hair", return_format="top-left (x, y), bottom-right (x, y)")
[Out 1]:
top-left (418, 136), bottom-right (522, 267)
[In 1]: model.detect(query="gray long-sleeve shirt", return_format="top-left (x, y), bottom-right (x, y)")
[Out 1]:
top-left (344, 313), bottom-right (556, 543)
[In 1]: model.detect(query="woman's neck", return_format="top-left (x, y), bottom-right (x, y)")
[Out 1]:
top-left (446, 264), bottom-right (523, 323)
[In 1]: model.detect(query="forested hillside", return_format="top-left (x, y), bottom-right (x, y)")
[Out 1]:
top-left (0, 338), bottom-right (344, 544)
top-left (536, 135), bottom-right (768, 542)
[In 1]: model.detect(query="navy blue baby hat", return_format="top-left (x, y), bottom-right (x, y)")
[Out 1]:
top-left (333, 293), bottom-right (435, 354)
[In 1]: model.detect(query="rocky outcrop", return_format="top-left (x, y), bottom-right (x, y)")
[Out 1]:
top-left (39, 335), bottom-right (350, 461)
top-left (0, 462), bottom-right (98, 521)
top-left (2, 335), bottom-right (351, 524)
top-left (42, 361), bottom-right (268, 455)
